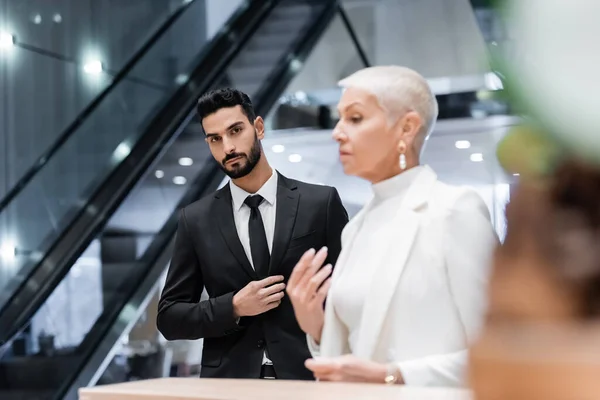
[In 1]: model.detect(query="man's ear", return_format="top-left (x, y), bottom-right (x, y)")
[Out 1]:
top-left (254, 116), bottom-right (265, 139)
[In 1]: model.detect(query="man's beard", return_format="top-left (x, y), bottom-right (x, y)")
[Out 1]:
top-left (220, 132), bottom-right (262, 179)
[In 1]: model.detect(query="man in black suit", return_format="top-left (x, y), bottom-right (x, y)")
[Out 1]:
top-left (157, 88), bottom-right (348, 380)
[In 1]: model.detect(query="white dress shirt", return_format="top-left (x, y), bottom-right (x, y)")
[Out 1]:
top-left (229, 169), bottom-right (278, 365)
top-left (331, 166), bottom-right (423, 352)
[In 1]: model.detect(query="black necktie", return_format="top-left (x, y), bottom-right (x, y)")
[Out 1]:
top-left (244, 195), bottom-right (270, 277)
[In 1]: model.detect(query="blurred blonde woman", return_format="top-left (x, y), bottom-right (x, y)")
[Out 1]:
top-left (286, 66), bottom-right (498, 387)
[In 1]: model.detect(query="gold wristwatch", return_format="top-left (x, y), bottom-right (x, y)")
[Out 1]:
top-left (384, 364), bottom-right (401, 384)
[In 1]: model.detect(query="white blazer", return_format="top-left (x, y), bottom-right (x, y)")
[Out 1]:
top-left (309, 166), bottom-right (498, 387)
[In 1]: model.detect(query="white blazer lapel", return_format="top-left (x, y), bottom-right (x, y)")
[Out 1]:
top-left (354, 166), bottom-right (438, 360)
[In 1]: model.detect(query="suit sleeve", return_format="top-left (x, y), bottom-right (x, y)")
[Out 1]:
top-left (398, 189), bottom-right (499, 387)
top-left (157, 208), bottom-right (241, 340)
top-left (324, 187), bottom-right (349, 267)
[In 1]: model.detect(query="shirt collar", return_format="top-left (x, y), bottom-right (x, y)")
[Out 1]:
top-left (371, 165), bottom-right (424, 201)
top-left (230, 169), bottom-right (278, 211)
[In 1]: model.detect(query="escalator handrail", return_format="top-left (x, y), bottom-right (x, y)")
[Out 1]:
top-left (0, 0), bottom-right (196, 214)
top-left (61, 2), bottom-right (339, 397)
top-left (0, 0), bottom-right (280, 349)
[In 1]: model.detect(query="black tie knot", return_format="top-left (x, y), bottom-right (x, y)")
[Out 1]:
top-left (244, 195), bottom-right (265, 209)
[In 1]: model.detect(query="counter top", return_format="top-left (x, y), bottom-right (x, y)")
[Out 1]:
top-left (79, 378), bottom-right (471, 400)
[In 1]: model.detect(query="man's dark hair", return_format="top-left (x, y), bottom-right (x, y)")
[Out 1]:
top-left (196, 88), bottom-right (256, 130)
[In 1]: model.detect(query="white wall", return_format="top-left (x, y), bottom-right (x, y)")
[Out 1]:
top-left (285, 0), bottom-right (490, 96)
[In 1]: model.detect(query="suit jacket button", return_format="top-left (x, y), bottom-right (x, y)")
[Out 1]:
top-left (257, 339), bottom-right (265, 348)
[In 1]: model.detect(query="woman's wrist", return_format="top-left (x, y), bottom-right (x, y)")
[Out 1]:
top-left (383, 363), bottom-right (404, 384)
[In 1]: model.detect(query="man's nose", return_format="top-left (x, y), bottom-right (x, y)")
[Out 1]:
top-left (222, 136), bottom-right (236, 153)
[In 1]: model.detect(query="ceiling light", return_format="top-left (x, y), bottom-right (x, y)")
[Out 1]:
top-left (288, 154), bottom-right (302, 163)
top-left (53, 14), bottom-right (62, 23)
top-left (513, 173), bottom-right (520, 177)
top-left (32, 14), bottom-right (42, 24)
top-left (455, 140), bottom-right (471, 149)
top-left (173, 176), bottom-right (187, 185)
top-left (155, 170), bottom-right (164, 179)
top-left (178, 157), bottom-right (193, 166)
top-left (271, 144), bottom-right (285, 153)
top-left (470, 153), bottom-right (484, 162)
top-left (83, 59), bottom-right (103, 74)
top-left (0, 242), bottom-right (16, 261)
top-left (0, 32), bottom-right (15, 48)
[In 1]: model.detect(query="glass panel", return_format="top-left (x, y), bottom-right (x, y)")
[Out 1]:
top-left (0, 0), bottom-right (231, 313)
top-left (0, 0), bottom-right (191, 194)
top-left (0, 1), bottom-right (333, 397)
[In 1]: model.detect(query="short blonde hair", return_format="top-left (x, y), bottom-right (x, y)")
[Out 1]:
top-left (338, 66), bottom-right (439, 138)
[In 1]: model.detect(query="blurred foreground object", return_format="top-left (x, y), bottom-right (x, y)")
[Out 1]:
top-left (472, 1), bottom-right (600, 397)
top-left (470, 161), bottom-right (600, 399)
top-left (501, 0), bottom-right (600, 166)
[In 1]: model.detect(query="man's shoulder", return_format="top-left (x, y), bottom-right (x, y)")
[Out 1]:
top-left (181, 186), bottom-right (227, 218)
top-left (283, 176), bottom-right (337, 199)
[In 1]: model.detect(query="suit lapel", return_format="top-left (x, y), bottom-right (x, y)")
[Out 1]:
top-left (214, 185), bottom-right (257, 280)
top-left (269, 173), bottom-right (299, 274)
top-left (354, 166), bottom-right (438, 360)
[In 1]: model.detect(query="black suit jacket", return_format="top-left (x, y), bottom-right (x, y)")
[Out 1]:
top-left (157, 173), bottom-right (348, 380)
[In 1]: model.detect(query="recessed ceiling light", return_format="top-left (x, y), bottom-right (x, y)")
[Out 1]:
top-left (173, 176), bottom-right (187, 185)
top-left (83, 59), bottom-right (103, 74)
top-left (178, 157), bottom-right (193, 166)
top-left (513, 173), bottom-right (520, 177)
top-left (455, 140), bottom-right (471, 149)
top-left (470, 153), bottom-right (484, 162)
top-left (155, 170), bottom-right (164, 179)
top-left (272, 144), bottom-right (285, 153)
top-left (288, 154), bottom-right (302, 163)
top-left (53, 13), bottom-right (62, 23)
top-left (0, 32), bottom-right (15, 48)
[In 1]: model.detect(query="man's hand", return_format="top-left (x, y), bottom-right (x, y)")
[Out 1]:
top-left (232, 275), bottom-right (285, 317)
top-left (286, 247), bottom-right (332, 343)
top-left (305, 355), bottom-right (393, 383)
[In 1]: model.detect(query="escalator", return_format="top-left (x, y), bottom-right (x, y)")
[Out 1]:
top-left (0, 0), bottom-right (338, 399)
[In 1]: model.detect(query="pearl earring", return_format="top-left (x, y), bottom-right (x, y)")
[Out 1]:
top-left (399, 154), bottom-right (407, 170)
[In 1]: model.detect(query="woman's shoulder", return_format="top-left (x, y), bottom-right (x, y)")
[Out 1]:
top-left (429, 182), bottom-right (490, 220)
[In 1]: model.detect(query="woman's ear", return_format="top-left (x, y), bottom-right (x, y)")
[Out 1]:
top-left (399, 111), bottom-right (423, 142)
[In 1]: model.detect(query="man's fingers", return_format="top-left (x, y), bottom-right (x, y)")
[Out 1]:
top-left (261, 282), bottom-right (286, 297)
top-left (258, 275), bottom-right (284, 288)
top-left (287, 248), bottom-right (316, 289)
top-left (265, 291), bottom-right (284, 303)
top-left (264, 300), bottom-right (282, 312)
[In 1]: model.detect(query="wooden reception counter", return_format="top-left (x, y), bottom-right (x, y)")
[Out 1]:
top-left (79, 378), bottom-right (471, 400)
